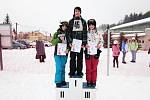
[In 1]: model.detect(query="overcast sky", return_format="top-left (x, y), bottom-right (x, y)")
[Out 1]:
top-left (0, 0), bottom-right (150, 34)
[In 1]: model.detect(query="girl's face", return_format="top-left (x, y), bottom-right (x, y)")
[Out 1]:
top-left (62, 25), bottom-right (67, 31)
top-left (89, 24), bottom-right (95, 30)
top-left (74, 9), bottom-right (81, 17)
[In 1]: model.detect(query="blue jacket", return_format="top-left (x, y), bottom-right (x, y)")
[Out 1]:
top-left (121, 41), bottom-right (128, 52)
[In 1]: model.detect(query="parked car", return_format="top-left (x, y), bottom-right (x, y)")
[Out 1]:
top-left (12, 41), bottom-right (27, 49)
top-left (29, 41), bottom-right (36, 48)
top-left (16, 40), bottom-right (30, 48)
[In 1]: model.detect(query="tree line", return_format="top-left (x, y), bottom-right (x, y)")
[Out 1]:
top-left (99, 11), bottom-right (150, 48)
top-left (110, 10), bottom-right (150, 27)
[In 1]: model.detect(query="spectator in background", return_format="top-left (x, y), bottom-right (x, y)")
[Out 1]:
top-left (35, 37), bottom-right (46, 62)
top-left (128, 37), bottom-right (138, 63)
top-left (112, 40), bottom-right (120, 68)
top-left (121, 38), bottom-right (128, 64)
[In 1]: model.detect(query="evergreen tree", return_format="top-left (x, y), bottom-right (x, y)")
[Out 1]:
top-left (3, 14), bottom-right (11, 24)
top-left (138, 13), bottom-right (143, 20)
top-left (143, 11), bottom-right (150, 18)
top-left (123, 15), bottom-right (129, 23)
top-left (98, 24), bottom-right (107, 32)
top-left (110, 10), bottom-right (150, 28)
top-left (110, 23), bottom-right (116, 28)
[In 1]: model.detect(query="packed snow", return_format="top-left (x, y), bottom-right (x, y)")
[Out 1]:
top-left (0, 47), bottom-right (150, 100)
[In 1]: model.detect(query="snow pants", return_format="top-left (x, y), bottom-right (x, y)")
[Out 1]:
top-left (85, 55), bottom-right (99, 83)
top-left (54, 55), bottom-right (67, 83)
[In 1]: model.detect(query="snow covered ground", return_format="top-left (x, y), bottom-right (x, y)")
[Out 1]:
top-left (0, 47), bottom-right (150, 100)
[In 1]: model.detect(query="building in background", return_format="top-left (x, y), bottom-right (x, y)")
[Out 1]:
top-left (17, 31), bottom-right (51, 42)
top-left (110, 18), bottom-right (150, 51)
top-left (111, 32), bottom-right (150, 50)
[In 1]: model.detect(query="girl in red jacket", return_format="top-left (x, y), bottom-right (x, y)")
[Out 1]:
top-left (112, 40), bottom-right (120, 68)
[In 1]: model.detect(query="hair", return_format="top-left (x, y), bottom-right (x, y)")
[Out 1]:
top-left (88, 25), bottom-right (97, 31)
top-left (73, 6), bottom-right (81, 17)
top-left (59, 21), bottom-right (69, 29)
top-left (87, 19), bottom-right (97, 31)
top-left (74, 7), bottom-right (81, 14)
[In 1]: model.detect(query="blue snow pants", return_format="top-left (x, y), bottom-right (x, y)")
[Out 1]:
top-left (54, 55), bottom-right (68, 83)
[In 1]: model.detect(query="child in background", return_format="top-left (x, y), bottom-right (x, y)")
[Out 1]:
top-left (128, 37), bottom-right (138, 63)
top-left (35, 37), bottom-right (46, 63)
top-left (84, 19), bottom-right (102, 88)
top-left (112, 40), bottom-right (120, 68)
top-left (121, 38), bottom-right (128, 64)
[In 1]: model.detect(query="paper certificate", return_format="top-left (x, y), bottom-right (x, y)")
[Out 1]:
top-left (87, 42), bottom-right (97, 55)
top-left (71, 39), bottom-right (82, 53)
top-left (57, 43), bottom-right (67, 55)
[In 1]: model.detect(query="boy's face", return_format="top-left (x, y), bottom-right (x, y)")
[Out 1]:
top-left (74, 9), bottom-right (81, 17)
top-left (89, 24), bottom-right (95, 30)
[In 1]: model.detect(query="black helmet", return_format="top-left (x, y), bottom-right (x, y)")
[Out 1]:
top-left (87, 19), bottom-right (96, 26)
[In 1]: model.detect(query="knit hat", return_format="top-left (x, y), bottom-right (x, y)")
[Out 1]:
top-left (113, 40), bottom-right (118, 44)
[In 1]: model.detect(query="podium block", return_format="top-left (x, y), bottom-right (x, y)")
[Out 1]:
top-left (68, 87), bottom-right (82, 100)
top-left (69, 75), bottom-right (83, 89)
top-left (56, 82), bottom-right (69, 100)
top-left (82, 82), bottom-right (97, 100)
top-left (66, 74), bottom-right (83, 99)
top-left (55, 76), bottom-right (97, 100)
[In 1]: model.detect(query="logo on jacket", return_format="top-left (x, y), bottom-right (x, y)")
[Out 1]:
top-left (73, 20), bottom-right (83, 31)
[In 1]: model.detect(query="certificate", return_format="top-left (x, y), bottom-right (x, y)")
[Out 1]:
top-left (71, 39), bottom-right (82, 53)
top-left (87, 42), bottom-right (97, 55)
top-left (57, 43), bottom-right (67, 55)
